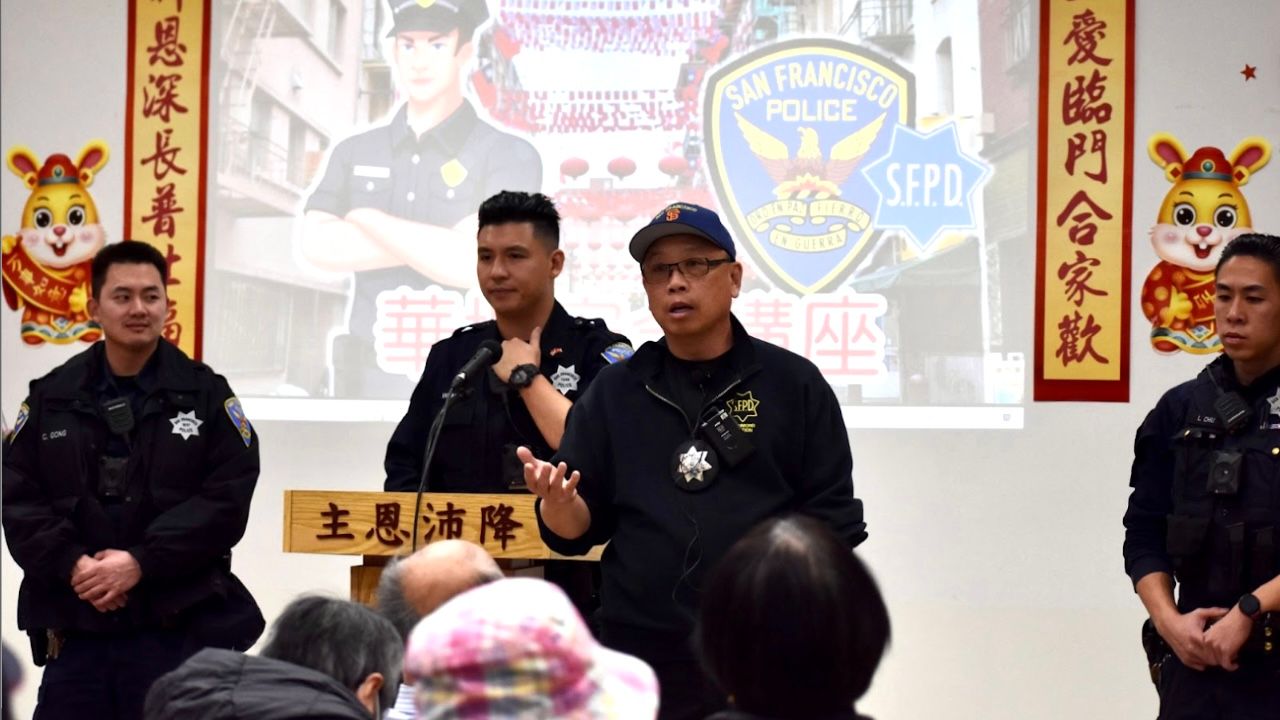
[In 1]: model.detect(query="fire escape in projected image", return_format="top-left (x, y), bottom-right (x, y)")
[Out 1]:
top-left (216, 0), bottom-right (312, 216)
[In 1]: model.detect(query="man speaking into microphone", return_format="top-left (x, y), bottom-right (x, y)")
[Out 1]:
top-left (383, 191), bottom-right (631, 609)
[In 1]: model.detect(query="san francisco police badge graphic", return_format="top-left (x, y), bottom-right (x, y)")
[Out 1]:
top-left (704, 39), bottom-right (915, 294)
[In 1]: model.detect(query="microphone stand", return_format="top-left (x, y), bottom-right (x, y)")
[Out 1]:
top-left (410, 384), bottom-right (463, 552)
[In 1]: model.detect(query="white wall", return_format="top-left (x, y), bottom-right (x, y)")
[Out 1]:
top-left (3, 2), bottom-right (1279, 719)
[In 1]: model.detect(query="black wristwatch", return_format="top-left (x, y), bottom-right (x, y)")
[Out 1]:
top-left (508, 364), bottom-right (540, 390)
top-left (1238, 592), bottom-right (1263, 621)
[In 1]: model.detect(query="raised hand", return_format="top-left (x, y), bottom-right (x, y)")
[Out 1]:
top-left (517, 444), bottom-right (579, 504)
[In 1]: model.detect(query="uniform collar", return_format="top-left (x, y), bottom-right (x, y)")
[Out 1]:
top-left (77, 339), bottom-right (198, 395)
top-left (96, 343), bottom-right (161, 397)
top-left (1205, 353), bottom-right (1280, 399)
top-left (488, 301), bottom-right (572, 345)
top-left (389, 100), bottom-right (479, 155)
top-left (628, 314), bottom-right (759, 385)
top-left (540, 301), bottom-right (573, 346)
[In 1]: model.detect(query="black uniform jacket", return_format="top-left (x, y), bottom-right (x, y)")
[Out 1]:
top-left (537, 315), bottom-right (867, 634)
top-left (1123, 355), bottom-right (1280, 611)
top-left (2, 340), bottom-right (260, 636)
top-left (384, 301), bottom-right (631, 492)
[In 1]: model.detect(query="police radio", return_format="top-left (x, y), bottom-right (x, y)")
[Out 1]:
top-left (1213, 392), bottom-right (1252, 435)
top-left (101, 397), bottom-right (134, 435)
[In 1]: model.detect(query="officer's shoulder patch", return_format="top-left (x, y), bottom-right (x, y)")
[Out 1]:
top-left (9, 402), bottom-right (30, 442)
top-left (601, 342), bottom-right (634, 365)
top-left (224, 397), bottom-right (253, 447)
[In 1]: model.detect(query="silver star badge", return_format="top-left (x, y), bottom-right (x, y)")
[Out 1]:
top-left (1268, 388), bottom-right (1280, 419)
top-left (170, 410), bottom-right (203, 440)
top-left (677, 445), bottom-right (712, 484)
top-left (551, 365), bottom-right (580, 395)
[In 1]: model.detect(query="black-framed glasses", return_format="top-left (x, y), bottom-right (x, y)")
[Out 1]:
top-left (641, 256), bottom-right (733, 285)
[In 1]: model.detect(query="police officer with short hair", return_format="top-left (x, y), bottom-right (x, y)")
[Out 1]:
top-left (302, 0), bottom-right (543, 399)
top-left (1124, 232), bottom-right (1280, 718)
top-left (384, 191), bottom-right (631, 494)
top-left (384, 191), bottom-right (630, 618)
top-left (3, 241), bottom-right (263, 720)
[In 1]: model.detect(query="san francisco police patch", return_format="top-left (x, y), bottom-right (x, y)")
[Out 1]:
top-left (224, 397), bottom-right (253, 447)
top-left (601, 342), bottom-right (634, 365)
top-left (704, 39), bottom-right (915, 294)
top-left (10, 402), bottom-right (30, 441)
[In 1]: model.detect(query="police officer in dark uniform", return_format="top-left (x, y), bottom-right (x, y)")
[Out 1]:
top-left (3, 241), bottom-right (263, 720)
top-left (1124, 233), bottom-right (1280, 719)
top-left (384, 191), bottom-right (631, 615)
top-left (302, 0), bottom-right (542, 399)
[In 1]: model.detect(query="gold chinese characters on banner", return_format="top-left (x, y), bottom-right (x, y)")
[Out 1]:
top-left (1035, 0), bottom-right (1134, 401)
top-left (283, 490), bottom-right (600, 560)
top-left (125, 0), bottom-right (209, 358)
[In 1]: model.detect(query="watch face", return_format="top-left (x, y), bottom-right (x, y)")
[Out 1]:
top-left (511, 365), bottom-right (538, 388)
top-left (1240, 593), bottom-right (1261, 617)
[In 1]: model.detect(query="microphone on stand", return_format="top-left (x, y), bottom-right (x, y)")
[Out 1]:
top-left (451, 340), bottom-right (503, 389)
top-left (413, 339), bottom-right (504, 550)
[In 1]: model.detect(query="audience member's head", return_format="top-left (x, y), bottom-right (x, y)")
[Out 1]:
top-left (377, 539), bottom-right (504, 645)
top-left (404, 577), bottom-right (659, 719)
top-left (260, 595), bottom-right (402, 716)
top-left (697, 515), bottom-right (890, 718)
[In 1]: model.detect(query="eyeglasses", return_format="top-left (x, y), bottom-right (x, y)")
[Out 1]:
top-left (641, 256), bottom-right (733, 285)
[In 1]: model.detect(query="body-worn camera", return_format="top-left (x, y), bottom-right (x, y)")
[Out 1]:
top-left (98, 456), bottom-right (129, 497)
top-left (1207, 450), bottom-right (1243, 496)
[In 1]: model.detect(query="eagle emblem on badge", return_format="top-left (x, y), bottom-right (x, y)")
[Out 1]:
top-left (735, 112), bottom-right (887, 201)
top-left (704, 39), bottom-right (916, 294)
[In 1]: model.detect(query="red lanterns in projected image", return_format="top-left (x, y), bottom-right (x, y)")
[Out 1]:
top-left (560, 157), bottom-right (588, 182)
top-left (607, 156), bottom-right (636, 181)
top-left (493, 26), bottom-right (521, 59)
top-left (658, 155), bottom-right (689, 178)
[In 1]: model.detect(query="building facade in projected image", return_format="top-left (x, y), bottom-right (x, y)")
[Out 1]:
top-left (202, 0), bottom-right (1028, 417)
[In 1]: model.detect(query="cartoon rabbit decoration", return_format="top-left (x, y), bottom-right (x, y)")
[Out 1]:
top-left (2, 141), bottom-right (110, 345)
top-left (1142, 134), bottom-right (1270, 354)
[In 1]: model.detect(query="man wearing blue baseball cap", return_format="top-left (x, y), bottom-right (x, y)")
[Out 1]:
top-left (517, 202), bottom-right (868, 720)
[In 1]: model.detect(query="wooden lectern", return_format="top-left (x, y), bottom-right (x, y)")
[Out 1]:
top-left (283, 490), bottom-right (598, 605)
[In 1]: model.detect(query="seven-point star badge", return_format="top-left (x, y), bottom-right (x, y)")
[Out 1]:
top-left (170, 410), bottom-right (203, 440)
top-left (677, 445), bottom-right (713, 484)
top-left (551, 365), bottom-right (580, 395)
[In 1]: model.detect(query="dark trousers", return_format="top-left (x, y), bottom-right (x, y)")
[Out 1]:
top-left (542, 560), bottom-right (600, 632)
top-left (1158, 654), bottom-right (1280, 720)
top-left (33, 628), bottom-right (191, 720)
top-left (602, 622), bottom-right (726, 720)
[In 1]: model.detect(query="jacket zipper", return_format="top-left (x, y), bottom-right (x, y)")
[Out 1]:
top-left (644, 378), bottom-right (744, 436)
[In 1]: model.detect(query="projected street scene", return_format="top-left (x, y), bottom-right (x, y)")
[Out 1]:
top-left (203, 0), bottom-right (1033, 419)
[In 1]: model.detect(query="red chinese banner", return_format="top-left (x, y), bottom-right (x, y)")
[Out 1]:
top-left (124, 0), bottom-right (209, 359)
top-left (1035, 0), bottom-right (1134, 401)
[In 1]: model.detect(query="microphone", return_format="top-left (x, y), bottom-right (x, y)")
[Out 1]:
top-left (451, 340), bottom-right (503, 389)
top-left (413, 338), bottom-right (502, 550)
